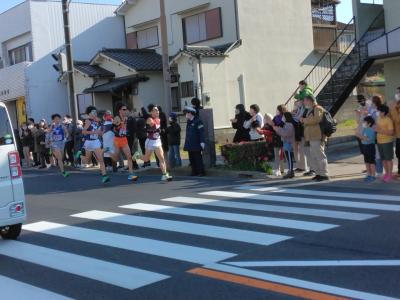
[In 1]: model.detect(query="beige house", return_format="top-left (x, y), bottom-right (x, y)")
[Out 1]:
top-left (73, 48), bottom-right (164, 116)
top-left (74, 0), bottom-right (338, 132)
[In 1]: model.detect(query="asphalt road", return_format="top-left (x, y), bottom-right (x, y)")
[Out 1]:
top-left (1, 168), bottom-right (400, 300)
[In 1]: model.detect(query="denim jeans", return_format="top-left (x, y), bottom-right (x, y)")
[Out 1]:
top-left (168, 145), bottom-right (182, 168)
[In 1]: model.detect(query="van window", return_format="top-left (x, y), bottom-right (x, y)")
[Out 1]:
top-left (0, 107), bottom-right (13, 146)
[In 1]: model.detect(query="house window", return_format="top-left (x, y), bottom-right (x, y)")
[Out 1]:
top-left (181, 81), bottom-right (194, 98)
top-left (9, 43), bottom-right (33, 66)
top-left (183, 8), bottom-right (222, 44)
top-left (126, 32), bottom-right (138, 49)
top-left (137, 26), bottom-right (159, 49)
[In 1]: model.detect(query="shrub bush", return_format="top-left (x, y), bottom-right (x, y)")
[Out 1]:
top-left (221, 142), bottom-right (274, 173)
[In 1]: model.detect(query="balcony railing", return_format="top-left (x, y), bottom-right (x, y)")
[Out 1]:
top-left (0, 61), bottom-right (31, 102)
top-left (312, 0), bottom-right (339, 51)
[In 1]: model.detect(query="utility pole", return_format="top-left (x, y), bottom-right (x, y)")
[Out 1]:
top-left (159, 0), bottom-right (172, 115)
top-left (62, 0), bottom-right (77, 120)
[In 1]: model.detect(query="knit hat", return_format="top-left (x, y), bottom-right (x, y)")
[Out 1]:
top-left (169, 112), bottom-right (177, 121)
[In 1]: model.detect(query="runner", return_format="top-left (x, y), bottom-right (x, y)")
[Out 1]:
top-left (82, 106), bottom-right (110, 183)
top-left (112, 103), bottom-right (138, 181)
top-left (141, 104), bottom-right (172, 181)
top-left (50, 114), bottom-right (69, 178)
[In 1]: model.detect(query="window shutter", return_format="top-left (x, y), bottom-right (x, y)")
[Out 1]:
top-left (126, 32), bottom-right (137, 49)
top-left (206, 8), bottom-right (222, 40)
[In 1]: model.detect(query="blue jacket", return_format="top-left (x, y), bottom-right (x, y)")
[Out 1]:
top-left (184, 117), bottom-right (205, 151)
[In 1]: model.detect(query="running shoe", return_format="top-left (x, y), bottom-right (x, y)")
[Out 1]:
top-left (161, 173), bottom-right (173, 182)
top-left (102, 175), bottom-right (110, 183)
top-left (128, 173), bottom-right (138, 181)
top-left (62, 171), bottom-right (70, 178)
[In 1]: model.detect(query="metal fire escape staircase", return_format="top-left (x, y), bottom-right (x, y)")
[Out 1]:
top-left (286, 10), bottom-right (385, 116)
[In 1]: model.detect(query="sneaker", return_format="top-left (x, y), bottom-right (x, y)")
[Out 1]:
top-left (367, 176), bottom-right (376, 182)
top-left (316, 175), bottom-right (330, 182)
top-left (382, 175), bottom-right (393, 183)
top-left (62, 171), bottom-right (70, 178)
top-left (376, 172), bottom-right (383, 178)
top-left (273, 170), bottom-right (282, 177)
top-left (282, 172), bottom-right (294, 179)
top-left (161, 173), bottom-right (173, 182)
top-left (128, 173), bottom-right (138, 181)
top-left (363, 176), bottom-right (371, 182)
top-left (294, 168), bottom-right (305, 173)
top-left (304, 170), bottom-right (316, 177)
top-left (142, 161), bottom-right (151, 168)
top-left (101, 175), bottom-right (110, 183)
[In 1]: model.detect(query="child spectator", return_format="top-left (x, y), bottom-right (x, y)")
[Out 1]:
top-left (166, 112), bottom-right (182, 168)
top-left (357, 116), bottom-right (376, 182)
top-left (271, 105), bottom-right (287, 176)
top-left (375, 104), bottom-right (394, 182)
top-left (274, 112), bottom-right (296, 179)
top-left (243, 104), bottom-right (264, 141)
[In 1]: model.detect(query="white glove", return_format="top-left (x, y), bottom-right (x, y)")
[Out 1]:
top-left (200, 143), bottom-right (205, 150)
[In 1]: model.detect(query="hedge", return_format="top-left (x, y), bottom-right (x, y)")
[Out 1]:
top-left (220, 141), bottom-right (274, 173)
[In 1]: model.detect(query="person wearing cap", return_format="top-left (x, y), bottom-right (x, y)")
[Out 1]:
top-left (294, 80), bottom-right (313, 102)
top-left (183, 106), bottom-right (205, 176)
top-left (300, 95), bottom-right (329, 181)
top-left (166, 112), bottom-right (182, 168)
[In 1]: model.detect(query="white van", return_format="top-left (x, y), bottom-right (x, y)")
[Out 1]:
top-left (0, 102), bottom-right (26, 239)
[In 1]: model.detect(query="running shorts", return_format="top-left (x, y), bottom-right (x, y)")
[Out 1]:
top-left (114, 136), bottom-right (129, 149)
top-left (84, 139), bottom-right (102, 152)
top-left (51, 141), bottom-right (65, 151)
top-left (145, 138), bottom-right (162, 151)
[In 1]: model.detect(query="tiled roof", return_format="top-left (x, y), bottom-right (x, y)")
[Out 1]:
top-left (74, 61), bottom-right (115, 78)
top-left (99, 49), bottom-right (163, 71)
top-left (84, 75), bottom-right (149, 93)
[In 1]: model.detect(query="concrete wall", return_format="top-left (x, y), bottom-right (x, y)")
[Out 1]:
top-left (94, 94), bottom-right (113, 112)
top-left (235, 0), bottom-right (318, 121)
top-left (124, 0), bottom-right (238, 55)
top-left (74, 72), bottom-right (94, 95)
top-left (26, 1), bottom-right (124, 121)
top-left (383, 0), bottom-right (400, 32)
top-left (136, 73), bottom-right (165, 110)
top-left (384, 58), bottom-right (400, 103)
top-left (352, 1), bottom-right (383, 39)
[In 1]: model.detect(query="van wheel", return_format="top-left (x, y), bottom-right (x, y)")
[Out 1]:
top-left (1, 224), bottom-right (22, 240)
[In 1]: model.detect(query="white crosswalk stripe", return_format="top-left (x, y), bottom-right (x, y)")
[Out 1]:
top-left (22, 221), bottom-right (235, 264)
top-left (0, 240), bottom-right (169, 290)
top-left (72, 210), bottom-right (291, 246)
top-left (162, 196), bottom-right (378, 221)
top-left (237, 186), bottom-right (400, 202)
top-left (201, 191), bottom-right (400, 211)
top-left (120, 203), bottom-right (338, 232)
top-left (0, 274), bottom-right (72, 300)
top-left (1, 185), bottom-right (396, 299)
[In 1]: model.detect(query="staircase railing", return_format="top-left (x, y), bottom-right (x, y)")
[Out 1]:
top-left (285, 16), bottom-right (356, 108)
top-left (285, 10), bottom-right (385, 110)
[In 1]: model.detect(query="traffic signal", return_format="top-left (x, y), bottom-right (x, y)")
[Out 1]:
top-left (51, 52), bottom-right (67, 74)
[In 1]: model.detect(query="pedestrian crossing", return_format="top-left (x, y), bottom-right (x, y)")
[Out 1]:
top-left (1, 183), bottom-right (399, 299)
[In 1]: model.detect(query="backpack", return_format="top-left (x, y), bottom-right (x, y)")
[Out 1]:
top-left (319, 109), bottom-right (337, 137)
